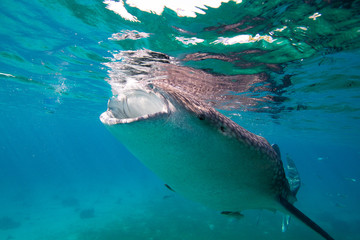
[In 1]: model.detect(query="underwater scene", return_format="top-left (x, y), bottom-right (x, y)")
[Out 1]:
top-left (1, 0), bottom-right (360, 239)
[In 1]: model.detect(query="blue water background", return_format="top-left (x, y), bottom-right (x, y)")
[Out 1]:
top-left (1, 1), bottom-right (360, 239)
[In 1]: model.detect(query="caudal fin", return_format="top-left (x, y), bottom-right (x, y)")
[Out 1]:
top-left (279, 196), bottom-right (334, 240)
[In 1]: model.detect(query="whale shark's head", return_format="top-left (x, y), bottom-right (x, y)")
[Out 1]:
top-left (100, 88), bottom-right (174, 125)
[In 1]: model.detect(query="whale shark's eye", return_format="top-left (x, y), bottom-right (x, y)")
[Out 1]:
top-left (220, 126), bottom-right (226, 132)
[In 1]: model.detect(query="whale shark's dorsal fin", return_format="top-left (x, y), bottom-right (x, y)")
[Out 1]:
top-left (279, 196), bottom-right (335, 240)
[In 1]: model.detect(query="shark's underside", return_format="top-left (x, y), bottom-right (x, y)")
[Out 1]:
top-left (101, 50), bottom-right (334, 240)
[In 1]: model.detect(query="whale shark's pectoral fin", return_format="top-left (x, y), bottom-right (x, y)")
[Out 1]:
top-left (164, 184), bottom-right (175, 192)
top-left (221, 211), bottom-right (244, 220)
top-left (279, 196), bottom-right (334, 240)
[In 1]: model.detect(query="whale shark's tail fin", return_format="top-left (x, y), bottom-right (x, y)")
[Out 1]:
top-left (279, 196), bottom-right (334, 240)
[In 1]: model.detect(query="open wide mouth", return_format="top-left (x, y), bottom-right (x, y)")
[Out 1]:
top-left (100, 89), bottom-right (172, 125)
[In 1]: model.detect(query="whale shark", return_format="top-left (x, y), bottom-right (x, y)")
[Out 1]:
top-left (100, 50), bottom-right (334, 240)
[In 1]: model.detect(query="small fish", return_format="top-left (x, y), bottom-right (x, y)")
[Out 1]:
top-left (345, 177), bottom-right (356, 182)
top-left (221, 211), bottom-right (244, 220)
top-left (164, 184), bottom-right (175, 192)
top-left (163, 195), bottom-right (172, 200)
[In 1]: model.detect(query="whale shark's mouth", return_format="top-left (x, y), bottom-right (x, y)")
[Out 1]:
top-left (100, 89), bottom-right (173, 125)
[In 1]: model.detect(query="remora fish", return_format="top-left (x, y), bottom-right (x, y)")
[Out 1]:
top-left (100, 51), bottom-right (334, 240)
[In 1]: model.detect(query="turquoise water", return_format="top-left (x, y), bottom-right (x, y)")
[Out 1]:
top-left (1, 0), bottom-right (360, 239)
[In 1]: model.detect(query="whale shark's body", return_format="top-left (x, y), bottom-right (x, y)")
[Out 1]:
top-left (100, 50), bottom-right (334, 240)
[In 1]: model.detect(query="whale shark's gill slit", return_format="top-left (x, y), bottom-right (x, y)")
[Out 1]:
top-left (279, 196), bottom-right (334, 240)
